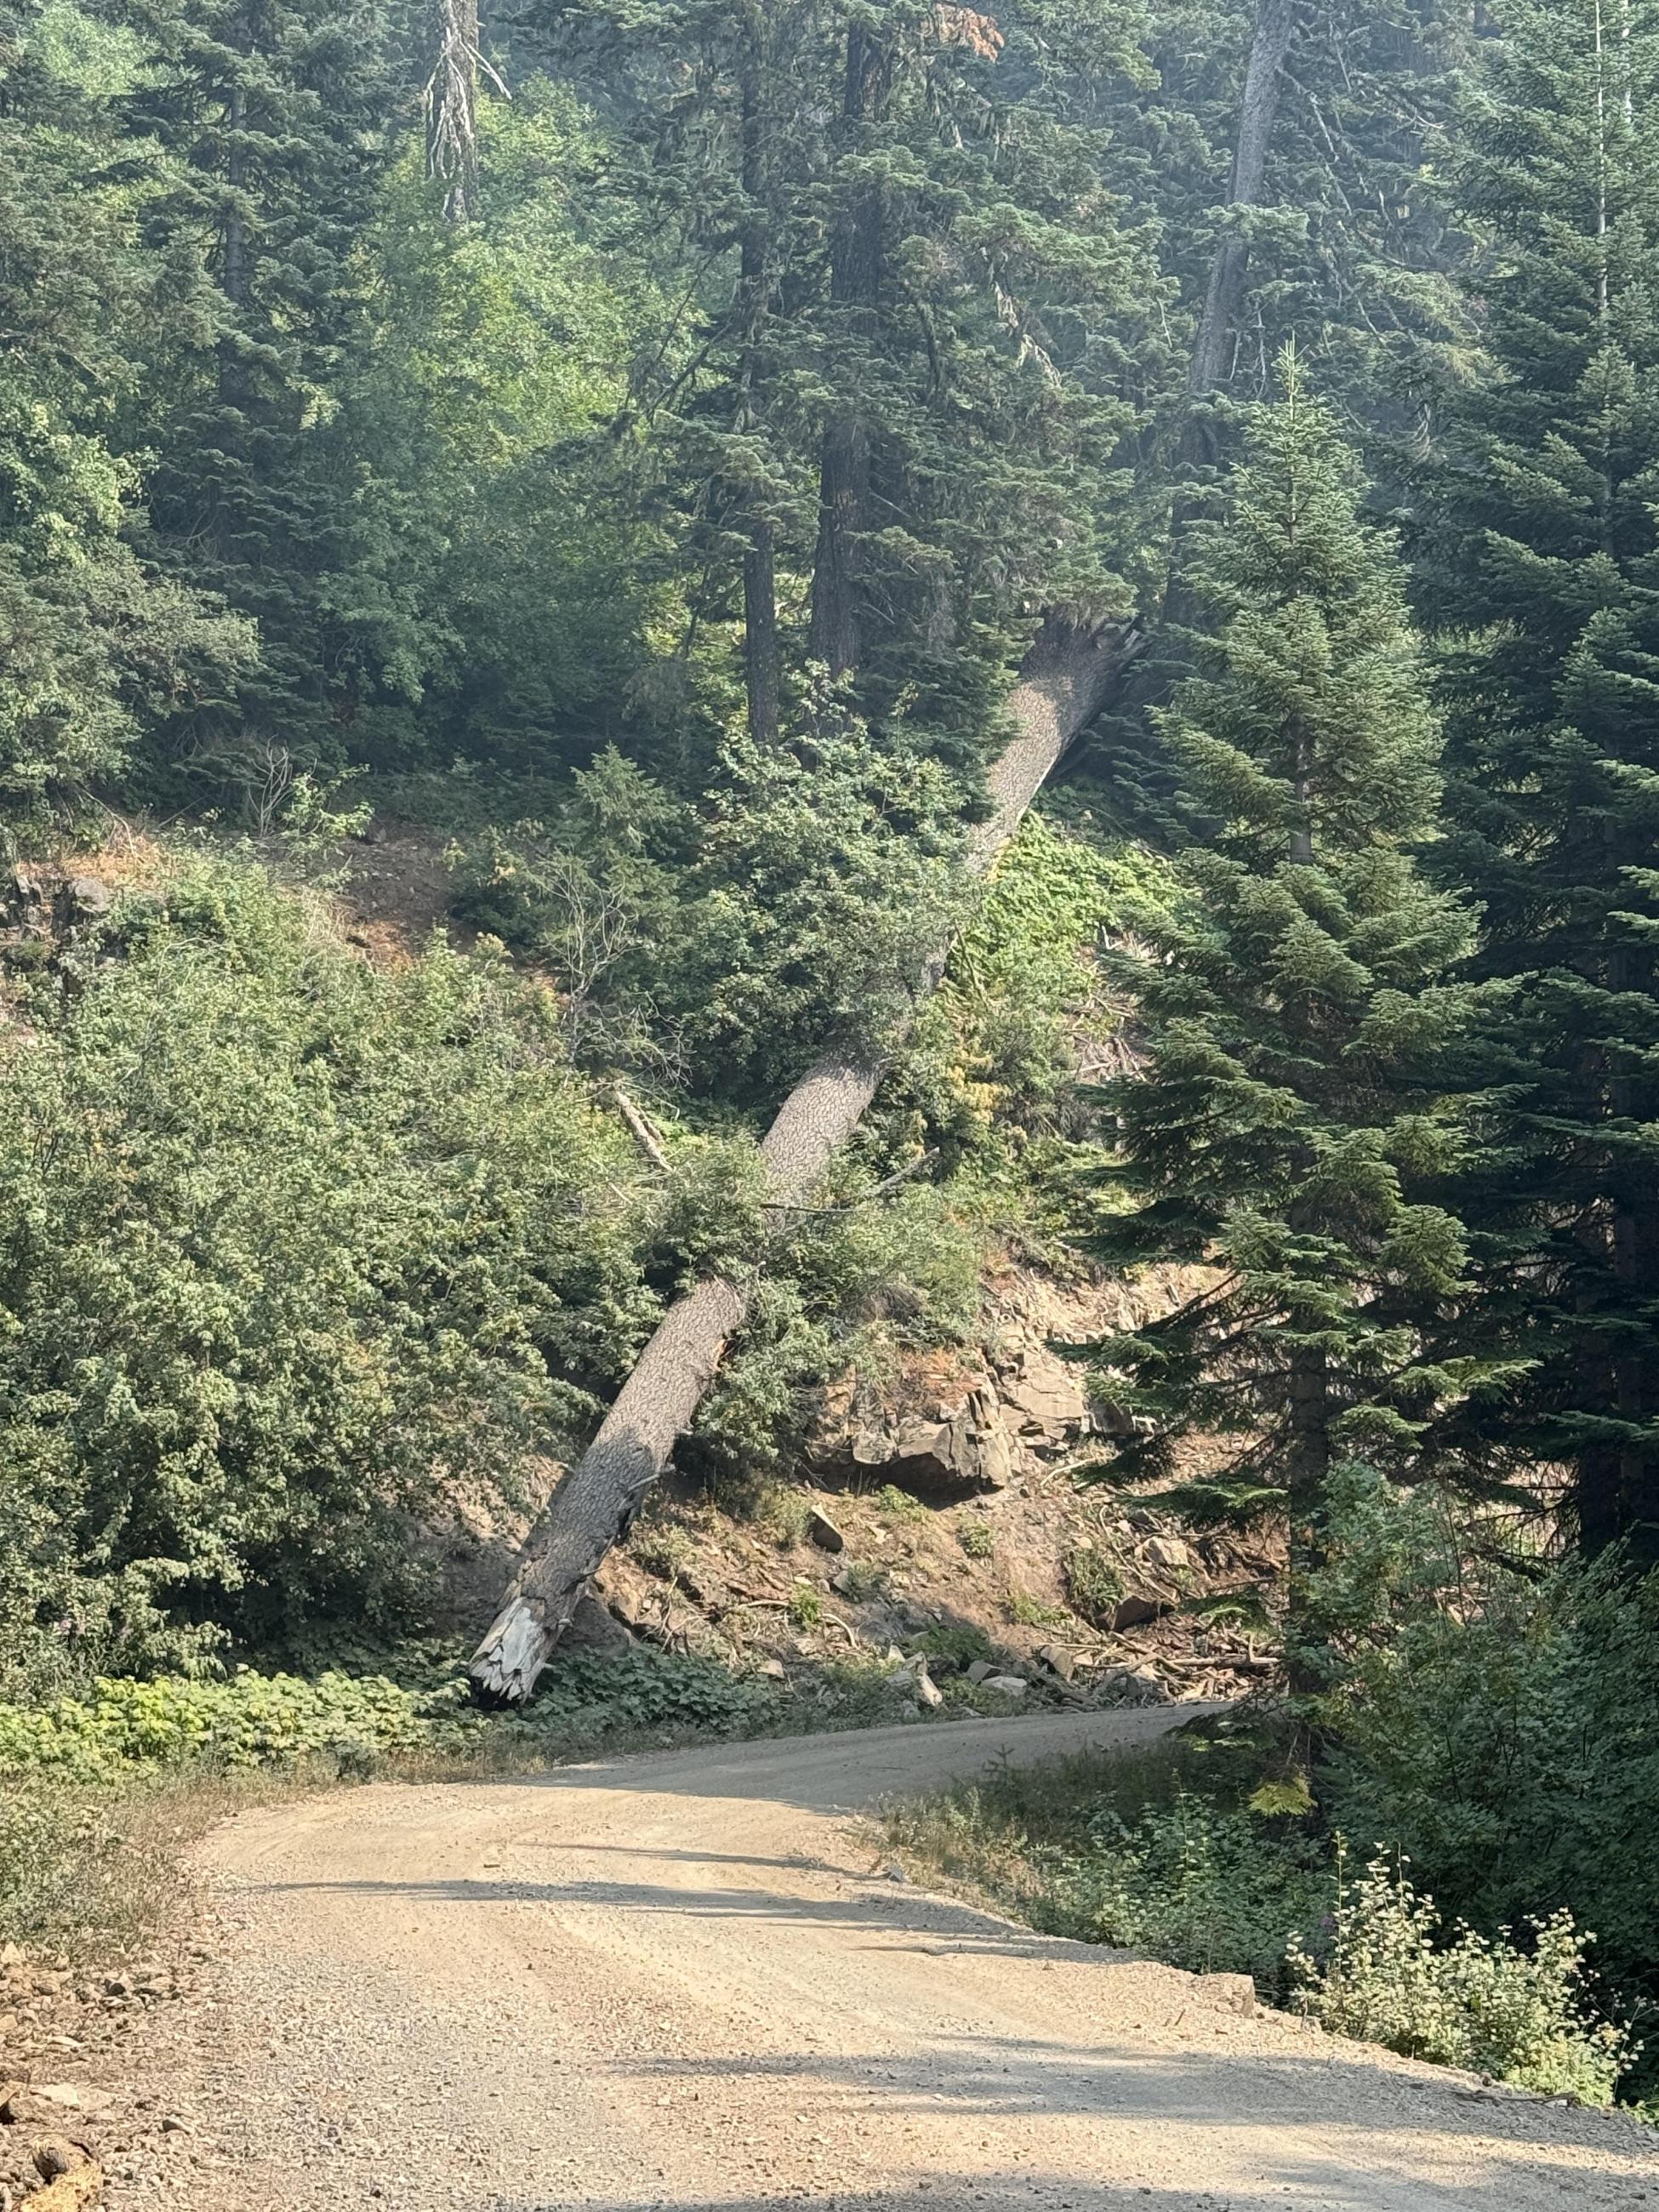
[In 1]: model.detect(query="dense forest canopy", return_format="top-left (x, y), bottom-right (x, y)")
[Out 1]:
top-left (7, 0), bottom-right (1659, 2110)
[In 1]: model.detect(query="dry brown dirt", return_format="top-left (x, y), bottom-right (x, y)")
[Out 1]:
top-left (84, 1709), bottom-right (1657, 2212)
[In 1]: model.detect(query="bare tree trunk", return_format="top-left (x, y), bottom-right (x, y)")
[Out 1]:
top-left (426, 0), bottom-right (482, 223)
top-left (808, 23), bottom-right (887, 676)
top-left (1285, 1343), bottom-right (1330, 1700)
top-left (1188, 0), bottom-right (1295, 440)
top-left (470, 624), bottom-right (1133, 1702)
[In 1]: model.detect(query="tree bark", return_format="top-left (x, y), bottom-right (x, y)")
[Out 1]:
top-left (426, 0), bottom-right (481, 224)
top-left (1187, 0), bottom-right (1295, 436)
top-left (808, 24), bottom-right (888, 676)
top-left (1285, 1342), bottom-right (1330, 1700)
top-left (469, 623), bottom-right (1133, 1703)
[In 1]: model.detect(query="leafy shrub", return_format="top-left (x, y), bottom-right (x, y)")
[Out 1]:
top-left (908, 1621), bottom-right (995, 1671)
top-left (0, 857), bottom-right (656, 1688)
top-left (0, 1669), bottom-right (433, 1781)
top-left (1055, 1797), bottom-right (1331, 1987)
top-left (886, 1741), bottom-right (1330, 1993)
top-left (957, 1517), bottom-right (996, 1559)
top-left (0, 1646), bottom-right (783, 1787)
top-left (833, 1561), bottom-right (888, 1603)
top-left (1306, 1466), bottom-right (1659, 2091)
top-left (789, 1584), bottom-right (824, 1630)
top-left (1063, 1542), bottom-right (1124, 1626)
top-left (873, 1483), bottom-right (930, 1525)
top-left (453, 725), bottom-right (966, 1101)
top-left (1290, 1854), bottom-right (1633, 2105)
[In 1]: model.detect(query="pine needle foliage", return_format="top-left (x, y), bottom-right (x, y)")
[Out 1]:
top-left (1081, 358), bottom-right (1483, 1642)
top-left (1417, 0), bottom-right (1659, 1566)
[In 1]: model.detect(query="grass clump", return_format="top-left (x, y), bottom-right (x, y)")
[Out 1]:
top-left (908, 1621), bottom-right (995, 1671)
top-left (833, 1561), bottom-right (889, 1602)
top-left (1005, 1589), bottom-right (1070, 1630)
top-left (1063, 1542), bottom-right (1123, 1627)
top-left (629, 1525), bottom-right (697, 1581)
top-left (957, 1517), bottom-right (996, 1560)
top-left (872, 1483), bottom-right (930, 1525)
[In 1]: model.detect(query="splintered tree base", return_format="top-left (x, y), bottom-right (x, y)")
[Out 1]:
top-left (470, 624), bottom-right (1132, 1705)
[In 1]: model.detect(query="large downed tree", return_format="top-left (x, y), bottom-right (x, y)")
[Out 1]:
top-left (469, 624), bottom-right (1132, 1702)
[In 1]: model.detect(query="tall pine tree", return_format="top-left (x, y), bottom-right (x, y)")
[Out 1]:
top-left (1085, 356), bottom-right (1479, 1673)
top-left (0, 0), bottom-right (249, 845)
top-left (121, 0), bottom-right (399, 800)
top-left (1419, 0), bottom-right (1659, 1567)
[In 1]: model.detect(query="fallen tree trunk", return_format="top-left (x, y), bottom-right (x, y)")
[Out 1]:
top-left (470, 623), bottom-right (1132, 1703)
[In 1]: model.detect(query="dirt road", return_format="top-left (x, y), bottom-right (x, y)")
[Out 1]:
top-left (114, 1708), bottom-right (1654, 2212)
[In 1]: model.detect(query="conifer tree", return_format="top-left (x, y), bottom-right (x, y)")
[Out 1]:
top-left (122, 0), bottom-right (399, 798)
top-left (1086, 356), bottom-right (1478, 1673)
top-left (0, 0), bottom-right (249, 842)
top-left (1420, 0), bottom-right (1659, 1567)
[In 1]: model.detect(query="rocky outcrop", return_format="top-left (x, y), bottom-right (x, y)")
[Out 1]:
top-left (809, 1305), bottom-right (1104, 1497)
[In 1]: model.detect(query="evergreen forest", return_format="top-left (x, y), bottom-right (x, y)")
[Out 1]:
top-left (5, 0), bottom-right (1659, 2139)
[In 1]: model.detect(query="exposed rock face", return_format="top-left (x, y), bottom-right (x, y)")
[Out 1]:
top-left (810, 1292), bottom-right (1107, 1497)
top-left (817, 1370), bottom-right (1017, 1497)
top-left (995, 1344), bottom-right (1088, 1451)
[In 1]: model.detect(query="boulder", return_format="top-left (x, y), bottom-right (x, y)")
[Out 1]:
top-left (562, 1591), bottom-right (636, 1656)
top-left (1035, 1642), bottom-right (1078, 1683)
top-left (998, 1345), bottom-right (1088, 1446)
top-left (1144, 1535), bottom-right (1192, 1571)
top-left (807, 1508), bottom-right (845, 1554)
top-left (64, 877), bottom-right (113, 920)
top-left (982, 1674), bottom-right (1029, 1700)
top-left (819, 1374), bottom-right (1016, 1497)
top-left (965, 1660), bottom-right (995, 1685)
top-left (1110, 1593), bottom-right (1172, 1631)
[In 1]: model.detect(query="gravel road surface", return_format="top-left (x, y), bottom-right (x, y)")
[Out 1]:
top-left (110, 1708), bottom-right (1657, 2212)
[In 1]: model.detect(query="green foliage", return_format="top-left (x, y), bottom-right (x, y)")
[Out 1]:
top-left (343, 84), bottom-right (670, 767)
top-left (1081, 359), bottom-right (1486, 1674)
top-left (0, 857), bottom-right (655, 1687)
top-left (906, 1620), bottom-right (994, 1671)
top-left (788, 1583), bottom-right (824, 1631)
top-left (454, 723), bottom-right (967, 1100)
top-left (0, 1645), bottom-right (783, 1785)
top-left (1291, 1853), bottom-right (1633, 2106)
top-left (872, 1483), bottom-right (929, 1525)
top-left (1062, 1542), bottom-right (1124, 1627)
top-left (1004, 1590), bottom-right (1069, 1630)
top-left (956, 1516), bottom-right (996, 1560)
top-left (1303, 1467), bottom-right (1659, 2089)
top-left (0, 0), bottom-right (252, 841)
top-left (626, 1524), bottom-right (697, 1582)
top-left (1416, 0), bottom-right (1659, 1565)
top-left (886, 1741), bottom-right (1331, 1993)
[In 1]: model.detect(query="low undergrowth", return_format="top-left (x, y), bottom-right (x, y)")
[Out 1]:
top-left (0, 1635), bottom-right (1031, 1968)
top-left (882, 1729), bottom-right (1637, 2107)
